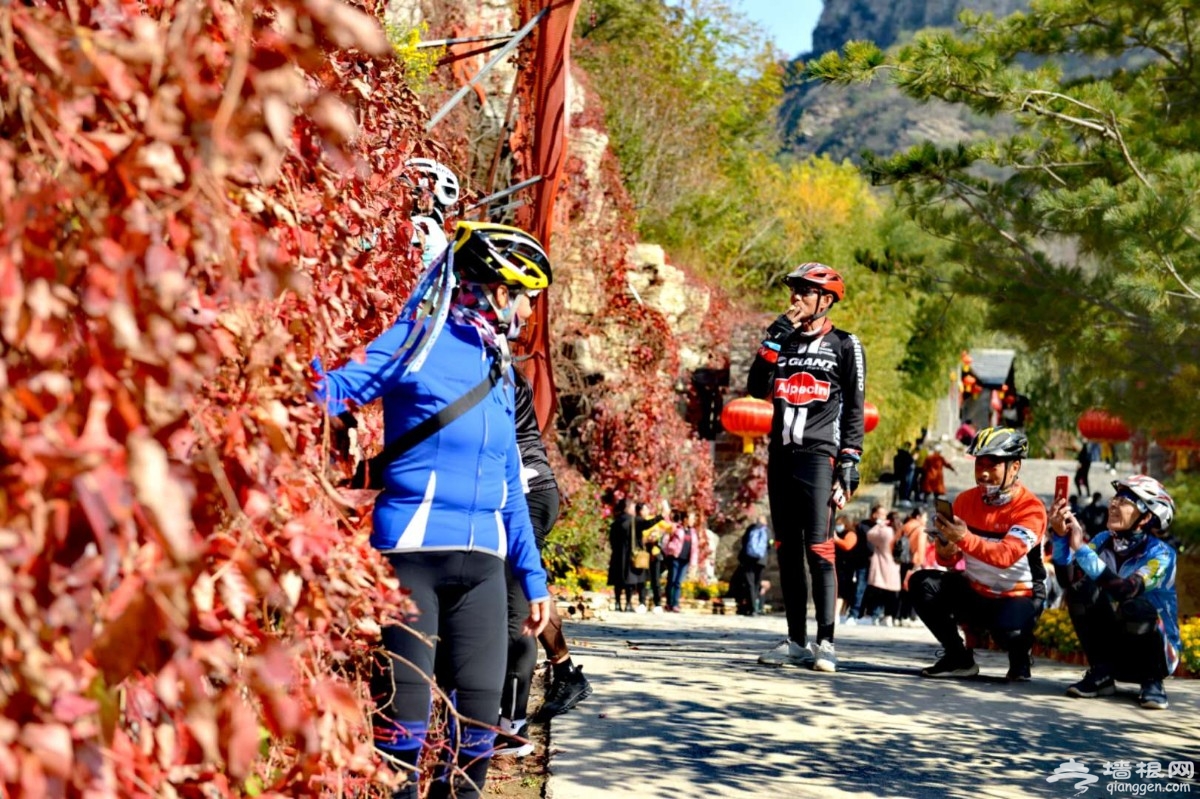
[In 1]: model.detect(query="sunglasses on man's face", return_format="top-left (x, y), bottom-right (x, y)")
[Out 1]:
top-left (786, 283), bottom-right (822, 298)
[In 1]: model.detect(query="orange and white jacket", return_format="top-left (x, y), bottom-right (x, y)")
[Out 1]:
top-left (937, 484), bottom-right (1048, 598)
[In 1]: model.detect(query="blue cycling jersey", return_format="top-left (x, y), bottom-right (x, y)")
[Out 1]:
top-left (314, 317), bottom-right (549, 603)
top-left (1053, 531), bottom-right (1181, 674)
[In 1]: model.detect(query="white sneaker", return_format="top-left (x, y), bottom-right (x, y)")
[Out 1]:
top-left (758, 638), bottom-right (814, 667)
top-left (883, 617), bottom-right (895, 628)
top-left (842, 616), bottom-right (858, 627)
top-left (651, 605), bottom-right (664, 614)
top-left (812, 640), bottom-right (838, 673)
top-left (634, 604), bottom-right (647, 614)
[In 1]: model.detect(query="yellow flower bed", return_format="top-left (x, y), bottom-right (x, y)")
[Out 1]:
top-left (1181, 616), bottom-right (1200, 676)
top-left (1035, 608), bottom-right (1200, 677)
top-left (1034, 607), bottom-right (1082, 655)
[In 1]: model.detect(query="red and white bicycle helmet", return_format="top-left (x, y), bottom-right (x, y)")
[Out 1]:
top-left (405, 157), bottom-right (460, 208)
top-left (1112, 475), bottom-right (1175, 531)
top-left (784, 262), bottom-right (845, 301)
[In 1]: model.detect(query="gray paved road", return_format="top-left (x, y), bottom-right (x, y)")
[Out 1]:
top-left (545, 454), bottom-right (1199, 798)
top-left (545, 613), bottom-right (1198, 799)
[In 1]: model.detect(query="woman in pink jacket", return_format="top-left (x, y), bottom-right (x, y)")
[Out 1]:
top-left (867, 511), bottom-right (902, 625)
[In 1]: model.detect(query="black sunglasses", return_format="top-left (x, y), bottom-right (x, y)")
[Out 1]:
top-left (786, 282), bottom-right (822, 297)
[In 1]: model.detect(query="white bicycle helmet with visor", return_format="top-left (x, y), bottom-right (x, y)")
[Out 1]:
top-left (1112, 475), bottom-right (1174, 532)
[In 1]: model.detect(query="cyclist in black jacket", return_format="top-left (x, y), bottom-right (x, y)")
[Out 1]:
top-left (749, 262), bottom-right (866, 673)
top-left (493, 361), bottom-right (592, 756)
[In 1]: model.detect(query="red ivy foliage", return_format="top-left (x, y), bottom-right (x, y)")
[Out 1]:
top-left (0, 0), bottom-right (447, 796)
top-left (548, 76), bottom-right (723, 533)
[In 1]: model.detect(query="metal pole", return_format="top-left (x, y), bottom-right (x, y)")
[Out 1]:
top-left (425, 7), bottom-right (549, 132)
top-left (418, 31), bottom-right (516, 49)
top-left (463, 175), bottom-right (543, 213)
top-left (465, 198), bottom-right (530, 220)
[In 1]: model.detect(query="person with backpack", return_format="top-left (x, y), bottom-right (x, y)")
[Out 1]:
top-left (738, 516), bottom-right (772, 616)
top-left (748, 263), bottom-right (866, 673)
top-left (314, 222), bottom-right (552, 799)
top-left (662, 510), bottom-right (700, 613)
top-left (841, 505), bottom-right (883, 625)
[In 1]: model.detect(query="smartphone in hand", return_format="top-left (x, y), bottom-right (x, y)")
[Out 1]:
top-left (1055, 475), bottom-right (1069, 504)
top-left (935, 497), bottom-right (954, 522)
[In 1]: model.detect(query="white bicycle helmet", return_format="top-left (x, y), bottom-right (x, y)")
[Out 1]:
top-left (405, 157), bottom-right (460, 208)
top-left (1112, 475), bottom-right (1175, 531)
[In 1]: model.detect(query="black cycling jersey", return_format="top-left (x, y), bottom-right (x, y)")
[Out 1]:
top-left (747, 317), bottom-right (866, 461)
top-left (513, 369), bottom-right (557, 492)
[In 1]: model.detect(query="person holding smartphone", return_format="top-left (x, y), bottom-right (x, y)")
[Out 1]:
top-left (748, 262), bottom-right (866, 673)
top-left (911, 427), bottom-right (1048, 682)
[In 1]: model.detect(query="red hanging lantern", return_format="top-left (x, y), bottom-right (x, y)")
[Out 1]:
top-left (1156, 434), bottom-right (1200, 451)
top-left (1077, 409), bottom-right (1131, 443)
top-left (863, 401), bottom-right (880, 433)
top-left (721, 397), bottom-right (773, 453)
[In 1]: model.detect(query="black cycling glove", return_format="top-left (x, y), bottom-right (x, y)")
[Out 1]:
top-left (764, 314), bottom-right (795, 343)
top-left (837, 458), bottom-right (861, 495)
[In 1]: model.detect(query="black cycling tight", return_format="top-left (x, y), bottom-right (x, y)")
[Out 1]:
top-left (767, 450), bottom-right (838, 645)
top-left (372, 551), bottom-right (507, 799)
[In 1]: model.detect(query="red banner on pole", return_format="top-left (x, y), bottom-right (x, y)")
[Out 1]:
top-left (514, 0), bottom-right (581, 434)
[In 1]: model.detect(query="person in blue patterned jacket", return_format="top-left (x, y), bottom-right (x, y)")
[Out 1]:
top-left (1049, 475), bottom-right (1181, 710)
top-left (314, 222), bottom-right (552, 798)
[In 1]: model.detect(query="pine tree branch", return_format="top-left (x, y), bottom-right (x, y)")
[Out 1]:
top-left (1157, 253), bottom-right (1200, 301)
top-left (935, 175), bottom-right (1148, 325)
top-left (1018, 91), bottom-right (1110, 135)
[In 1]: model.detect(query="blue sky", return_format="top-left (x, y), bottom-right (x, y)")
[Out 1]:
top-left (734, 0), bottom-right (824, 57)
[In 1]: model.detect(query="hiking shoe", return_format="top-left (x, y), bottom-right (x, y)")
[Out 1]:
top-left (812, 640), bottom-right (838, 673)
top-left (921, 651), bottom-right (979, 679)
top-left (1005, 652), bottom-right (1032, 682)
top-left (531, 666), bottom-right (593, 723)
top-left (491, 731), bottom-right (534, 757)
top-left (757, 638), bottom-right (814, 667)
top-left (1138, 680), bottom-right (1169, 710)
top-left (1066, 669), bottom-right (1116, 698)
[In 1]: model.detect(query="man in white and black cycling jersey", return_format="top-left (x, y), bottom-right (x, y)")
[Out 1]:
top-left (748, 262), bottom-right (866, 673)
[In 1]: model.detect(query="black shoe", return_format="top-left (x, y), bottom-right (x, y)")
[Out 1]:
top-left (921, 650), bottom-right (979, 679)
top-left (1005, 652), bottom-right (1032, 682)
top-left (1066, 669), bottom-right (1116, 698)
top-left (532, 666), bottom-right (593, 723)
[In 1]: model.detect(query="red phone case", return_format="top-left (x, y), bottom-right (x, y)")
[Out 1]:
top-left (1055, 475), bottom-right (1069, 502)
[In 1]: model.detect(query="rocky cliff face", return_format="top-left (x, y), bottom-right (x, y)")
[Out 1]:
top-left (782, 0), bottom-right (1026, 162)
top-left (808, 0), bottom-right (1025, 56)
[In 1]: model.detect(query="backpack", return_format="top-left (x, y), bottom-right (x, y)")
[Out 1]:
top-left (661, 525), bottom-right (686, 558)
top-left (744, 525), bottom-right (769, 561)
top-left (893, 532), bottom-right (912, 565)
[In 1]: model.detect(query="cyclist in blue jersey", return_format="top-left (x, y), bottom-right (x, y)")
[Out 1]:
top-left (1050, 475), bottom-right (1181, 710)
top-left (314, 222), bottom-right (552, 798)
